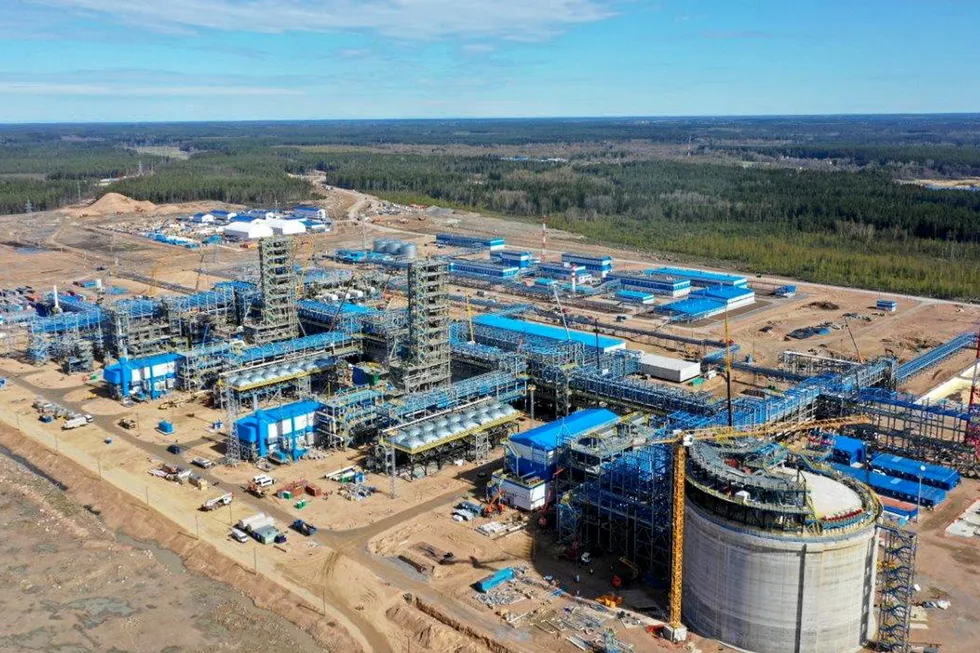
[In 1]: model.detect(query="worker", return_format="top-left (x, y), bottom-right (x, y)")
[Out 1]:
top-left (575, 574), bottom-right (581, 583)
top-left (589, 568), bottom-right (594, 576)
top-left (611, 575), bottom-right (622, 589)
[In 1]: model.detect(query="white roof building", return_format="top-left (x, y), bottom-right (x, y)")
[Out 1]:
top-left (266, 218), bottom-right (306, 236)
top-left (224, 221), bottom-right (274, 240)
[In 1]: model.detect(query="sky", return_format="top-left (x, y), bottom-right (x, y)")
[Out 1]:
top-left (0, 0), bottom-right (978, 122)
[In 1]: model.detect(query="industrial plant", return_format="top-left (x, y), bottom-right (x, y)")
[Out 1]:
top-left (1, 214), bottom-right (976, 653)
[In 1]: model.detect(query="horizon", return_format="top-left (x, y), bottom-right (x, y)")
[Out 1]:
top-left (1, 1), bottom-right (978, 122)
top-left (4, 112), bottom-right (980, 128)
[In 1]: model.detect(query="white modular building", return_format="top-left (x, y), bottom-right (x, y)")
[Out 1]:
top-left (637, 352), bottom-right (702, 383)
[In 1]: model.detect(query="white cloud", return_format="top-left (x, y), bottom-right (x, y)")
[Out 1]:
top-left (29, 0), bottom-right (615, 40)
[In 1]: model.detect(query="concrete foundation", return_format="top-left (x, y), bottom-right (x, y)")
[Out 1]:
top-left (683, 502), bottom-right (878, 653)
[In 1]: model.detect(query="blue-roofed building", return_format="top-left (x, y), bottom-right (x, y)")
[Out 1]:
top-left (291, 205), bottom-right (327, 221)
top-left (495, 250), bottom-right (534, 269)
top-left (830, 463), bottom-right (947, 508)
top-left (870, 454), bottom-right (960, 491)
top-left (448, 259), bottom-right (521, 280)
top-left (536, 262), bottom-right (591, 282)
top-left (657, 284), bottom-right (755, 322)
top-left (210, 209), bottom-right (237, 222)
top-left (561, 252), bottom-right (613, 278)
top-left (495, 409), bottom-right (620, 510)
top-left (616, 290), bottom-right (656, 305)
top-left (235, 399), bottom-right (324, 461)
top-left (692, 285), bottom-right (755, 309)
top-left (435, 233), bottom-right (506, 251)
top-left (473, 314), bottom-right (625, 353)
top-left (651, 266), bottom-right (748, 288)
top-left (608, 271), bottom-right (691, 298)
top-left (657, 297), bottom-right (728, 322)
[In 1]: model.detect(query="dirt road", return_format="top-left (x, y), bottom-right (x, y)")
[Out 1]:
top-left (1, 370), bottom-right (531, 653)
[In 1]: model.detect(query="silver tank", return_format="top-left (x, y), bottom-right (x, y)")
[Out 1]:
top-left (385, 240), bottom-right (402, 255)
top-left (402, 243), bottom-right (418, 259)
top-left (374, 238), bottom-right (388, 252)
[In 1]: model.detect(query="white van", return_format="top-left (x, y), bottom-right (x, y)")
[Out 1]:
top-left (230, 527), bottom-right (249, 543)
top-left (251, 474), bottom-right (275, 488)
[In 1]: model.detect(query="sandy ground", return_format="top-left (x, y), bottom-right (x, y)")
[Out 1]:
top-left (0, 438), bottom-right (341, 653)
top-left (907, 481), bottom-right (980, 653)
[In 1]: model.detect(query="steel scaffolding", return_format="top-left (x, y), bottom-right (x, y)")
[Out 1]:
top-left (392, 259), bottom-right (451, 393)
top-left (876, 526), bottom-right (916, 653)
top-left (27, 311), bottom-right (104, 365)
top-left (558, 442), bottom-right (675, 585)
top-left (315, 388), bottom-right (386, 449)
top-left (246, 235), bottom-right (299, 344)
top-left (390, 370), bottom-right (527, 422)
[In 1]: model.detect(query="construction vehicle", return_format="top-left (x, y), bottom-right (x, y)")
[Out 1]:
top-left (246, 481), bottom-right (270, 498)
top-left (119, 417), bottom-right (137, 430)
top-left (595, 594), bottom-right (623, 609)
top-left (610, 556), bottom-right (640, 589)
top-left (483, 488), bottom-right (505, 517)
top-left (652, 415), bottom-right (872, 633)
top-left (290, 519), bottom-right (318, 536)
top-left (201, 493), bottom-right (233, 511)
top-left (158, 398), bottom-right (186, 410)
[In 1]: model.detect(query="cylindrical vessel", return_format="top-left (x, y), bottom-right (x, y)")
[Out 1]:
top-left (683, 481), bottom-right (878, 653)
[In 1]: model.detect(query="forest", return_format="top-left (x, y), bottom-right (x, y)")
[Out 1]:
top-left (1, 116), bottom-right (979, 298)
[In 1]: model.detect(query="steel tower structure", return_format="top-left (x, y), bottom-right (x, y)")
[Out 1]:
top-left (246, 235), bottom-right (299, 344)
top-left (392, 259), bottom-right (451, 394)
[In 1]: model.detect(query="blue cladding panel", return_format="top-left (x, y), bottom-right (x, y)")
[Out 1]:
top-left (870, 453), bottom-right (960, 490)
top-left (473, 314), bottom-right (624, 352)
top-left (661, 297), bottom-right (725, 317)
top-left (693, 285), bottom-right (755, 301)
top-left (652, 267), bottom-right (748, 287)
top-left (511, 408), bottom-right (619, 451)
top-left (832, 435), bottom-right (866, 465)
top-left (830, 463), bottom-right (947, 507)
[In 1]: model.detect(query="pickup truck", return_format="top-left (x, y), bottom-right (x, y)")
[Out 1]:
top-left (290, 519), bottom-right (318, 537)
top-left (192, 457), bottom-right (216, 469)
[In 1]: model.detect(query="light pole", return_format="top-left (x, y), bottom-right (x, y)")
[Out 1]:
top-left (915, 464), bottom-right (926, 523)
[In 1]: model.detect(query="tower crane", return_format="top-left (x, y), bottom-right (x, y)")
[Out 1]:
top-left (650, 415), bottom-right (872, 633)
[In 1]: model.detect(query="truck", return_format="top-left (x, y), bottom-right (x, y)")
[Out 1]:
top-left (119, 417), bottom-right (137, 430)
top-left (191, 457), bottom-right (215, 469)
top-left (62, 415), bottom-right (89, 430)
top-left (201, 493), bottom-right (233, 511)
top-left (290, 519), bottom-right (318, 537)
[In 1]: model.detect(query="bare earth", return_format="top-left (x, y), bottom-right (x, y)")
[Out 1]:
top-left (0, 440), bottom-right (332, 653)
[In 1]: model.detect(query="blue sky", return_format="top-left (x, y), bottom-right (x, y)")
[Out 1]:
top-left (1, 0), bottom-right (977, 122)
